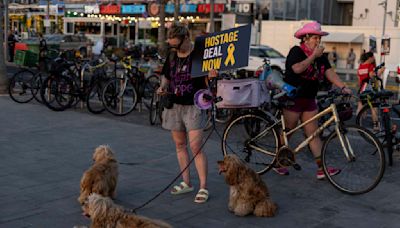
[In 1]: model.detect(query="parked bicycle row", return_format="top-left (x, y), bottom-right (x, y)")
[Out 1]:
top-left (8, 49), bottom-right (163, 116)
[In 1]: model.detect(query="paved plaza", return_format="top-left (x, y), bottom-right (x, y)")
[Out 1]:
top-left (0, 96), bottom-right (400, 228)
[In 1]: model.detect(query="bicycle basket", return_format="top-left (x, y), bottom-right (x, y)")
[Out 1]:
top-left (337, 102), bottom-right (353, 121)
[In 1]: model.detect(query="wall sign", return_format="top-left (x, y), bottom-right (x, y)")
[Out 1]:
top-left (197, 4), bottom-right (225, 13)
top-left (100, 4), bottom-right (120, 14)
top-left (121, 5), bottom-right (146, 14)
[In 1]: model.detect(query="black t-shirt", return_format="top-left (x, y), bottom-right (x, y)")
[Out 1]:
top-left (284, 46), bottom-right (331, 98)
top-left (162, 51), bottom-right (207, 105)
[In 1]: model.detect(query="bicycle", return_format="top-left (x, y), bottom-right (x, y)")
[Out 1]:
top-left (40, 52), bottom-right (110, 113)
top-left (356, 63), bottom-right (400, 166)
top-left (101, 56), bottom-right (158, 116)
top-left (222, 92), bottom-right (385, 194)
top-left (8, 49), bottom-right (59, 104)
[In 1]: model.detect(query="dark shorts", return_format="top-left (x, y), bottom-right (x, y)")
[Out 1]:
top-left (285, 98), bottom-right (317, 113)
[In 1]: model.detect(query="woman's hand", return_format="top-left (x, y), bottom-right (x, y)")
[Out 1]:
top-left (341, 86), bottom-right (353, 95)
top-left (156, 86), bottom-right (167, 96)
top-left (208, 69), bottom-right (218, 79)
top-left (312, 46), bottom-right (324, 58)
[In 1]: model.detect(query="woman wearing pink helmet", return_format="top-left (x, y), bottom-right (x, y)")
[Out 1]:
top-left (274, 21), bottom-right (352, 179)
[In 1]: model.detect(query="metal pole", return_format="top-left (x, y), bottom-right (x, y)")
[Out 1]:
top-left (380, 0), bottom-right (388, 63)
top-left (210, 0), bottom-right (215, 33)
top-left (0, 0), bottom-right (9, 93)
top-left (174, 0), bottom-right (180, 21)
top-left (4, 0), bottom-right (9, 61)
top-left (46, 0), bottom-right (50, 34)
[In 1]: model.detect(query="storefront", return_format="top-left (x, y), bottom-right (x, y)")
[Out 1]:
top-left (62, 1), bottom-right (226, 47)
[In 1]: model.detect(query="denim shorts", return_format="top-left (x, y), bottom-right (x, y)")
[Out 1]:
top-left (162, 104), bottom-right (207, 131)
top-left (285, 98), bottom-right (317, 113)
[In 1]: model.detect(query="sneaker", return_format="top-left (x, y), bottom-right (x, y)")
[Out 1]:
top-left (317, 167), bottom-right (341, 180)
top-left (273, 167), bottom-right (289, 176)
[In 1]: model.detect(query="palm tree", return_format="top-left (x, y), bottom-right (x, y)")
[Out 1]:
top-left (0, 0), bottom-right (9, 94)
top-left (157, 0), bottom-right (168, 58)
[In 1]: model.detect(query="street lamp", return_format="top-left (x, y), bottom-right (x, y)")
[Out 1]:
top-left (379, 0), bottom-right (388, 63)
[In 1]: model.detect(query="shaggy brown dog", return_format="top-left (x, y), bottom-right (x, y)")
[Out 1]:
top-left (82, 193), bottom-right (172, 228)
top-left (217, 155), bottom-right (277, 217)
top-left (78, 145), bottom-right (118, 205)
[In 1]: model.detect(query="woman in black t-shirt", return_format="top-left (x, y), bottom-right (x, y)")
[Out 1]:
top-left (157, 22), bottom-right (214, 203)
top-left (276, 21), bottom-right (352, 178)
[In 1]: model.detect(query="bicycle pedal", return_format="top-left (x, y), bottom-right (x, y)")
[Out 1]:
top-left (292, 163), bottom-right (302, 171)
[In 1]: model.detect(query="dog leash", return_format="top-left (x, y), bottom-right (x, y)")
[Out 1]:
top-left (129, 127), bottom-right (216, 213)
top-left (118, 154), bottom-right (174, 166)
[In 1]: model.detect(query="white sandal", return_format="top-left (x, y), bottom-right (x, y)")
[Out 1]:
top-left (171, 181), bottom-right (194, 195)
top-left (194, 188), bottom-right (209, 203)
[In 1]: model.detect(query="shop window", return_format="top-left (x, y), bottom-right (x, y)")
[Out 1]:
top-left (66, 22), bottom-right (74, 34)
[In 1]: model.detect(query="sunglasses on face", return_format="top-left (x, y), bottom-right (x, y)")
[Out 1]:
top-left (169, 36), bottom-right (186, 50)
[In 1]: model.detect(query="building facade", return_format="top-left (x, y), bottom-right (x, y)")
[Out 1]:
top-left (267, 0), bottom-right (354, 25)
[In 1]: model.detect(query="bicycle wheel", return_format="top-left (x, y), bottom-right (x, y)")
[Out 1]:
top-left (40, 75), bottom-right (74, 111)
top-left (356, 104), bottom-right (400, 149)
top-left (149, 90), bottom-right (162, 125)
top-left (322, 124), bottom-right (385, 194)
top-left (222, 113), bottom-right (279, 174)
top-left (31, 73), bottom-right (45, 104)
top-left (356, 104), bottom-right (382, 133)
top-left (86, 80), bottom-right (106, 114)
top-left (142, 75), bottom-right (160, 109)
top-left (102, 78), bottom-right (137, 116)
top-left (8, 70), bottom-right (35, 103)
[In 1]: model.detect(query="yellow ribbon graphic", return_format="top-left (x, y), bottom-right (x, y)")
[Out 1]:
top-left (224, 43), bottom-right (236, 66)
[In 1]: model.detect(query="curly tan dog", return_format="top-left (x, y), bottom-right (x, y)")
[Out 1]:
top-left (82, 193), bottom-right (172, 228)
top-left (78, 145), bottom-right (118, 205)
top-left (217, 155), bottom-right (277, 217)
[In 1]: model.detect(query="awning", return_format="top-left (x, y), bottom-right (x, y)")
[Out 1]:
top-left (323, 32), bottom-right (364, 43)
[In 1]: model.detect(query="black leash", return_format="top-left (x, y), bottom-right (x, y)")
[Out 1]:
top-left (130, 127), bottom-right (215, 213)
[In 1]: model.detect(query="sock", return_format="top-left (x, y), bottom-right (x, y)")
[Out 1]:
top-left (315, 156), bottom-right (323, 171)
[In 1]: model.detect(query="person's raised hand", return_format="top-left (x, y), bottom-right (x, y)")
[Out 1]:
top-left (313, 46), bottom-right (325, 58)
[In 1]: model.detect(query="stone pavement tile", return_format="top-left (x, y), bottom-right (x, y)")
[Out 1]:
top-left (2, 96), bottom-right (400, 227)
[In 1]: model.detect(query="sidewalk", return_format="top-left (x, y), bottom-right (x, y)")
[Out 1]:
top-left (0, 96), bottom-right (400, 228)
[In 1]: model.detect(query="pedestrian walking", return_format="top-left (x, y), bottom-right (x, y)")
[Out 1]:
top-left (38, 33), bottom-right (48, 71)
top-left (346, 48), bottom-right (356, 69)
top-left (157, 22), bottom-right (215, 203)
top-left (328, 46), bottom-right (338, 68)
top-left (273, 21), bottom-right (352, 178)
top-left (7, 31), bottom-right (17, 62)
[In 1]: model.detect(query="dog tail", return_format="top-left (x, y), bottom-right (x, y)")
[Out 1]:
top-left (254, 200), bottom-right (278, 217)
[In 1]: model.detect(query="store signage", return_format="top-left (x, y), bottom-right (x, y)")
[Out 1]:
top-left (100, 4), bottom-right (120, 14)
top-left (197, 4), bottom-right (225, 13)
top-left (84, 5), bottom-right (100, 14)
top-left (121, 5), bottom-right (146, 14)
top-left (234, 3), bottom-right (253, 14)
top-left (165, 4), bottom-right (197, 14)
top-left (191, 24), bottom-right (251, 77)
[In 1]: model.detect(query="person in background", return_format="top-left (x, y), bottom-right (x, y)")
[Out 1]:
top-left (328, 46), bottom-right (338, 68)
top-left (273, 21), bottom-right (352, 178)
top-left (7, 31), bottom-right (17, 62)
top-left (356, 52), bottom-right (385, 131)
top-left (346, 48), bottom-right (356, 69)
top-left (38, 33), bottom-right (48, 70)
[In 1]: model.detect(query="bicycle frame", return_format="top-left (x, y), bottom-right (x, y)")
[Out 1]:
top-left (247, 103), bottom-right (355, 162)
